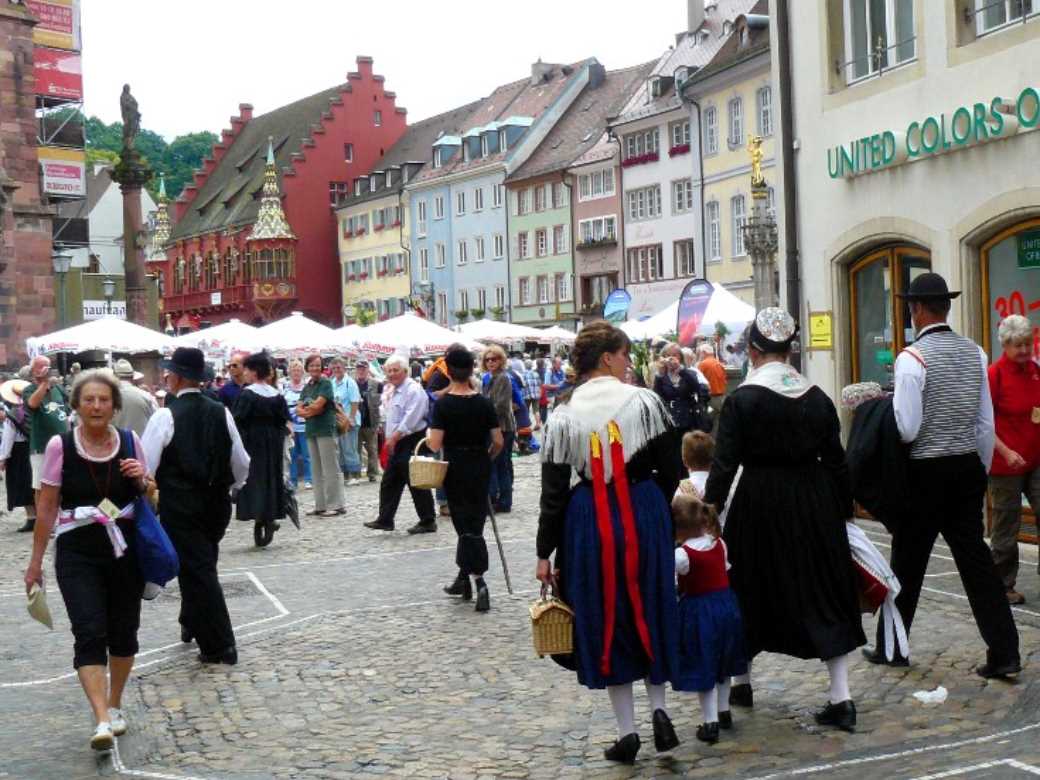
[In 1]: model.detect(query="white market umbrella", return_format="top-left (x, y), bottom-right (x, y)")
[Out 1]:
top-left (331, 324), bottom-right (364, 352)
top-left (620, 302), bottom-right (678, 341)
top-left (696, 285), bottom-right (755, 338)
top-left (173, 318), bottom-right (263, 360)
top-left (28, 317), bottom-right (176, 357)
top-left (255, 312), bottom-right (349, 357)
top-left (356, 312), bottom-right (480, 357)
top-left (459, 318), bottom-right (551, 344)
top-left (538, 325), bottom-right (577, 344)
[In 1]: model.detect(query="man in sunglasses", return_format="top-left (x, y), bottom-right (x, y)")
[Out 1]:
top-left (218, 352), bottom-right (250, 409)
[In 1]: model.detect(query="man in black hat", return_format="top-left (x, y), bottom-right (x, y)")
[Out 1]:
top-left (142, 347), bottom-right (250, 665)
top-left (862, 272), bottom-right (1020, 678)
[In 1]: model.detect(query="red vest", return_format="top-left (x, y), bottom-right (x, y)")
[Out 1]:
top-left (677, 541), bottom-right (729, 597)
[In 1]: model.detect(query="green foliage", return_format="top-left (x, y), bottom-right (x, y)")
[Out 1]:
top-left (356, 308), bottom-right (377, 327)
top-left (454, 309), bottom-right (470, 323)
top-left (489, 306), bottom-right (505, 322)
top-left (714, 321), bottom-right (730, 340)
top-left (82, 114), bottom-right (217, 203)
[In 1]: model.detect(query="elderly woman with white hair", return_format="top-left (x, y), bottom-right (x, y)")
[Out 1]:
top-left (987, 314), bottom-right (1040, 605)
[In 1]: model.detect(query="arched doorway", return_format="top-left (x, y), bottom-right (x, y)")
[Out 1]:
top-left (849, 245), bottom-right (931, 385)
top-left (981, 217), bottom-right (1040, 360)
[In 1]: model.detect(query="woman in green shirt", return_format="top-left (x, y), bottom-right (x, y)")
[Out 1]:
top-left (295, 354), bottom-right (344, 516)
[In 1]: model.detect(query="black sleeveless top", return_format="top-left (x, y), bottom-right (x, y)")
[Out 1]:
top-left (59, 428), bottom-right (139, 511)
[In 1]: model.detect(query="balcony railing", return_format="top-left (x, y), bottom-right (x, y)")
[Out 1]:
top-left (576, 235), bottom-right (618, 250)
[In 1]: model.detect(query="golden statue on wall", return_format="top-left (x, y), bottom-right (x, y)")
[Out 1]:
top-left (747, 134), bottom-right (766, 195)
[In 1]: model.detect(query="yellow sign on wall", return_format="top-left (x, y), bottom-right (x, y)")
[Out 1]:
top-left (808, 311), bottom-right (833, 351)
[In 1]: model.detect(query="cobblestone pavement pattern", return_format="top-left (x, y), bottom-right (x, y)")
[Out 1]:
top-left (3, 454), bottom-right (1040, 779)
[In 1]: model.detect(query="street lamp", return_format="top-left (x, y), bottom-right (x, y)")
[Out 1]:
top-left (51, 245), bottom-right (73, 328)
top-left (103, 276), bottom-right (116, 317)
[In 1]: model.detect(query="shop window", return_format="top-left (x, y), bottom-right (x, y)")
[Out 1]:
top-left (849, 245), bottom-right (931, 385)
top-left (982, 218), bottom-right (1040, 360)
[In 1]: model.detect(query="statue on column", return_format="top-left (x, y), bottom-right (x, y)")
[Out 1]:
top-left (120, 84), bottom-right (141, 151)
top-left (747, 134), bottom-right (766, 192)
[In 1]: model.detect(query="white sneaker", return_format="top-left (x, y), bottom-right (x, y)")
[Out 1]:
top-left (109, 708), bottom-right (127, 737)
top-left (91, 721), bottom-right (114, 751)
top-left (348, 478), bottom-right (361, 487)
top-left (304, 481), bottom-right (313, 490)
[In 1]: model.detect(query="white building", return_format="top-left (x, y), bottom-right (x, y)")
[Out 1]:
top-left (773, 1), bottom-right (1040, 399)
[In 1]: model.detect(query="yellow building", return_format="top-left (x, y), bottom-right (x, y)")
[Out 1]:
top-left (682, 6), bottom-right (774, 306)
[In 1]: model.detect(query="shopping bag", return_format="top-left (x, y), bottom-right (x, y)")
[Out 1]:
top-left (135, 495), bottom-right (179, 587)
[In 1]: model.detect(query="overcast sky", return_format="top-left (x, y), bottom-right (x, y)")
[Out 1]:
top-left (81, 0), bottom-right (689, 141)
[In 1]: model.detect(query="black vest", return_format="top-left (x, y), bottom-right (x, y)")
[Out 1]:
top-left (156, 392), bottom-right (233, 511)
top-left (60, 428), bottom-right (138, 510)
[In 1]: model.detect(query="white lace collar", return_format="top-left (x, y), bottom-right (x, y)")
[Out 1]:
top-left (741, 360), bottom-right (813, 399)
top-left (74, 425), bottom-right (121, 463)
top-left (245, 382), bottom-right (279, 397)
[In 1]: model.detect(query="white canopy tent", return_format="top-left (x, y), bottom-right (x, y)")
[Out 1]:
top-left (173, 318), bottom-right (263, 360)
top-left (27, 318), bottom-right (176, 357)
top-left (356, 312), bottom-right (481, 357)
top-left (620, 302), bottom-right (678, 341)
top-left (620, 286), bottom-right (755, 342)
top-left (459, 318), bottom-right (551, 344)
top-left (254, 312), bottom-right (349, 357)
top-left (538, 325), bottom-right (578, 344)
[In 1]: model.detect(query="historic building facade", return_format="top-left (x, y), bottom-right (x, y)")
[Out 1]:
top-left (161, 56), bottom-right (407, 329)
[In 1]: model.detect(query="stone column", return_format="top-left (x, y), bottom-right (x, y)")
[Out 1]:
top-left (742, 189), bottom-right (779, 311)
top-left (110, 150), bottom-right (152, 326)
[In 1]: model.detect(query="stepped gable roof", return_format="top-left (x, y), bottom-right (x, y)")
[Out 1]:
top-left (613, 0), bottom-right (758, 126)
top-left (686, 0), bottom-right (770, 86)
top-left (411, 59), bottom-right (595, 185)
top-left (170, 85), bottom-right (344, 241)
top-left (508, 61), bottom-right (655, 182)
top-left (337, 99), bottom-right (482, 210)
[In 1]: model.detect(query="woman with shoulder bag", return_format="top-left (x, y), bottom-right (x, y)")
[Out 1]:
top-left (23, 370), bottom-right (150, 752)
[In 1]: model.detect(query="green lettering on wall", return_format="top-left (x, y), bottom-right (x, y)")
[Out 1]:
top-left (882, 131), bottom-right (896, 164)
top-left (1017, 86), bottom-right (1040, 128)
top-left (972, 103), bottom-right (990, 143)
top-left (921, 116), bottom-right (940, 153)
top-left (990, 96), bottom-right (1006, 136)
top-left (906, 121), bottom-right (920, 157)
top-left (951, 106), bottom-right (972, 145)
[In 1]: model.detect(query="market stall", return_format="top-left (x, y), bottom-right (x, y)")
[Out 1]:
top-left (254, 312), bottom-right (349, 357)
top-left (459, 318), bottom-right (551, 345)
top-left (27, 318), bottom-right (176, 357)
top-left (172, 318), bottom-right (263, 360)
top-left (356, 312), bottom-right (480, 357)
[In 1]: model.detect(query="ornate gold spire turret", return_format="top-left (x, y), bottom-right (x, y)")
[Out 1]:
top-left (147, 173), bottom-right (172, 262)
top-left (248, 136), bottom-right (296, 241)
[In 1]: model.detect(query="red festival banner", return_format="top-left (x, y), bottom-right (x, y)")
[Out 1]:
top-left (676, 279), bottom-right (714, 347)
top-left (33, 47), bottom-right (82, 100)
top-left (25, 0), bottom-right (80, 51)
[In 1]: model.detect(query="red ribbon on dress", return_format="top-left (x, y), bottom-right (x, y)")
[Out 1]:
top-left (589, 421), bottom-right (654, 676)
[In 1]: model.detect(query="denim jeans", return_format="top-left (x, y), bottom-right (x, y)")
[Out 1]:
top-left (488, 431), bottom-right (515, 510)
top-left (288, 430), bottom-right (311, 486)
top-left (338, 427), bottom-right (361, 475)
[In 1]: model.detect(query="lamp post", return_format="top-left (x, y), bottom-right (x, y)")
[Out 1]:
top-left (51, 245), bottom-right (73, 328)
top-left (103, 276), bottom-right (116, 317)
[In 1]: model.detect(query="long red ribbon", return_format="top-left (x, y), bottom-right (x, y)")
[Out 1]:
top-left (589, 422), bottom-right (654, 676)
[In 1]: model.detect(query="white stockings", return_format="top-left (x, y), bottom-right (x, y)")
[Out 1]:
top-left (826, 652), bottom-right (851, 703)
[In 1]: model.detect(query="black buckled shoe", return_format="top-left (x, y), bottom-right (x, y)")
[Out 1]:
top-left (652, 709), bottom-right (679, 752)
top-left (976, 658), bottom-right (1022, 679)
top-left (718, 710), bottom-right (733, 730)
top-left (862, 645), bottom-right (909, 667)
top-left (406, 521), bottom-right (437, 534)
top-left (729, 683), bottom-right (753, 708)
top-left (443, 575), bottom-right (473, 601)
top-left (180, 625), bottom-right (193, 644)
top-left (814, 699), bottom-right (856, 732)
top-left (604, 733), bottom-right (640, 764)
top-left (198, 646), bottom-right (238, 665)
top-left (696, 722), bottom-right (720, 744)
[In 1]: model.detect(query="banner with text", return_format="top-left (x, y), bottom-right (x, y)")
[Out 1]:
top-left (38, 146), bottom-right (85, 197)
top-left (676, 279), bottom-right (714, 347)
top-left (82, 300), bottom-right (127, 321)
top-left (25, 0), bottom-right (81, 51)
top-left (602, 288), bottom-right (632, 324)
top-left (33, 47), bottom-right (82, 100)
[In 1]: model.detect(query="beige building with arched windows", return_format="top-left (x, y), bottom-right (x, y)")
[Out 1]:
top-left (774, 0), bottom-right (1040, 400)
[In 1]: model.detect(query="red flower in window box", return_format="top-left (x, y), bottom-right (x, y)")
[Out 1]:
top-left (621, 152), bottom-right (660, 168)
top-left (391, 220), bottom-right (401, 227)
top-left (356, 228), bottom-right (367, 236)
top-left (344, 230), bottom-right (354, 238)
top-left (668, 143), bottom-right (691, 157)
top-left (379, 313), bottom-right (389, 321)
top-left (374, 224), bottom-right (385, 232)
top-left (377, 271), bottom-right (387, 278)
top-left (360, 272), bottom-right (369, 280)
top-left (347, 274), bottom-right (357, 281)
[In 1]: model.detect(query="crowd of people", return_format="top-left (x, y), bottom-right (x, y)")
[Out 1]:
top-left (4, 270), bottom-right (1032, 764)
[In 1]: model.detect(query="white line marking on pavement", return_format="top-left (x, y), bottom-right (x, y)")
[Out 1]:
top-left (244, 570), bottom-right (288, 616)
top-left (922, 585), bottom-right (1040, 619)
top-left (112, 737), bottom-right (212, 780)
top-left (910, 758), bottom-right (1040, 779)
top-left (923, 571), bottom-right (962, 578)
top-left (744, 722), bottom-right (1040, 779)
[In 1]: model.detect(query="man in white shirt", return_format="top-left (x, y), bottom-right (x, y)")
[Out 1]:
top-left (861, 273), bottom-right (1019, 679)
top-left (142, 347), bottom-right (250, 665)
top-left (112, 359), bottom-right (157, 437)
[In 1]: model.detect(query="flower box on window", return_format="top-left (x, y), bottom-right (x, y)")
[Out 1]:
top-left (391, 220), bottom-right (401, 227)
top-left (379, 313), bottom-right (389, 321)
top-left (360, 273), bottom-right (369, 280)
top-left (577, 236), bottom-right (618, 250)
top-left (621, 152), bottom-right (659, 168)
top-left (356, 228), bottom-right (367, 236)
top-left (347, 274), bottom-right (357, 281)
top-left (343, 230), bottom-right (354, 238)
top-left (668, 143), bottom-right (690, 157)
top-left (377, 271), bottom-right (387, 278)
top-left (374, 224), bottom-right (385, 232)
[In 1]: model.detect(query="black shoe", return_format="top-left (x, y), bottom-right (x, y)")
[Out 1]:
top-left (253, 520), bottom-right (275, 548)
top-left (444, 575), bottom-right (473, 601)
top-left (364, 520), bottom-right (394, 531)
top-left (976, 658), bottom-right (1022, 679)
top-left (492, 504), bottom-right (511, 514)
top-left (180, 625), bottom-right (193, 644)
top-left (198, 646), bottom-right (238, 665)
top-left (475, 582), bottom-right (490, 612)
top-left (16, 518), bottom-right (34, 533)
top-left (696, 722), bottom-right (719, 744)
top-left (862, 645), bottom-right (909, 667)
top-left (603, 733), bottom-right (640, 764)
top-left (652, 709), bottom-right (679, 752)
top-left (719, 710), bottom-right (733, 730)
top-left (814, 699), bottom-right (856, 732)
top-left (730, 683), bottom-right (753, 708)
top-left (406, 521), bottom-right (437, 534)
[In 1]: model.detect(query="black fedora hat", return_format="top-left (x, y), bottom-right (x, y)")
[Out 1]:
top-left (896, 272), bottom-right (961, 301)
top-left (160, 347), bottom-right (206, 382)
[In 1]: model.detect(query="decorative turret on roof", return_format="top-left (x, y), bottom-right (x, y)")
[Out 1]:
top-left (148, 173), bottom-right (171, 262)
top-left (248, 137), bottom-right (296, 242)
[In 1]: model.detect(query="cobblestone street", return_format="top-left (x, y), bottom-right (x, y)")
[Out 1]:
top-left (4, 455), bottom-right (1040, 779)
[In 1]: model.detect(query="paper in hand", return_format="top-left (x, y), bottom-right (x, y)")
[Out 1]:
top-left (27, 583), bottom-right (54, 630)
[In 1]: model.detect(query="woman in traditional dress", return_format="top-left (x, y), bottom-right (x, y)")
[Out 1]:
top-left (233, 353), bottom-right (291, 547)
top-left (703, 308), bottom-right (865, 732)
top-left (536, 321), bottom-right (683, 764)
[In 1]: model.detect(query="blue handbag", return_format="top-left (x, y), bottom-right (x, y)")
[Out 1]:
top-left (134, 494), bottom-right (179, 587)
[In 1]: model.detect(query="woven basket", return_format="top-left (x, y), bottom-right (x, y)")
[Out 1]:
top-left (408, 437), bottom-right (448, 490)
top-left (530, 592), bottom-right (575, 657)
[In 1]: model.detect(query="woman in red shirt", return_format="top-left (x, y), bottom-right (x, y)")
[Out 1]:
top-left (988, 314), bottom-right (1040, 605)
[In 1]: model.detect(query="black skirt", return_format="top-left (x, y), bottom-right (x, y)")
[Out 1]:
top-left (6, 439), bottom-right (33, 510)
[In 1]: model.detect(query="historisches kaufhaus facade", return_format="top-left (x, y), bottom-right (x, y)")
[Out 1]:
top-left (775, 2), bottom-right (1040, 400)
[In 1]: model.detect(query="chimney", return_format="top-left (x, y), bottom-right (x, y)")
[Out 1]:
top-left (531, 58), bottom-right (555, 86)
top-left (688, 0), bottom-right (705, 33)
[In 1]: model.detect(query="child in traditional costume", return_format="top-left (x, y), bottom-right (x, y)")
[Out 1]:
top-left (676, 430), bottom-right (713, 499)
top-left (671, 494), bottom-right (747, 744)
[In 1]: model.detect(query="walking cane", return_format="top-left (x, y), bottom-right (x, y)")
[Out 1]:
top-left (486, 497), bottom-right (513, 595)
